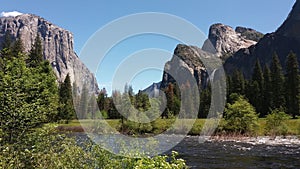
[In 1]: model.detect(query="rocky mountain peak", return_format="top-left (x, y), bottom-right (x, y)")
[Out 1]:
top-left (224, 0), bottom-right (300, 79)
top-left (276, 0), bottom-right (300, 39)
top-left (202, 23), bottom-right (257, 58)
top-left (0, 14), bottom-right (99, 94)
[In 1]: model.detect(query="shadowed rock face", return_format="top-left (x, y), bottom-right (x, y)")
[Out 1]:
top-left (142, 82), bottom-right (161, 98)
top-left (235, 26), bottom-right (264, 42)
top-left (0, 14), bottom-right (99, 93)
top-left (161, 44), bottom-right (215, 90)
top-left (224, 0), bottom-right (300, 79)
top-left (202, 23), bottom-right (257, 58)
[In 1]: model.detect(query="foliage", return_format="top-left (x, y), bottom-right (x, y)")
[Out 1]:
top-left (0, 125), bottom-right (188, 169)
top-left (247, 59), bottom-right (264, 115)
top-left (0, 33), bottom-right (59, 143)
top-left (231, 70), bottom-right (245, 95)
top-left (163, 84), bottom-right (181, 118)
top-left (58, 74), bottom-right (76, 123)
top-left (270, 53), bottom-right (286, 110)
top-left (265, 109), bottom-right (290, 136)
top-left (222, 94), bottom-right (259, 135)
top-left (199, 85), bottom-right (211, 118)
top-left (262, 65), bottom-right (273, 116)
top-left (285, 51), bottom-right (300, 119)
top-left (28, 34), bottom-right (43, 67)
top-left (0, 55), bottom-right (58, 143)
top-left (1, 32), bottom-right (12, 50)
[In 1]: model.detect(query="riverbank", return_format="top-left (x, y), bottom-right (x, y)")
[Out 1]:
top-left (57, 118), bottom-right (300, 136)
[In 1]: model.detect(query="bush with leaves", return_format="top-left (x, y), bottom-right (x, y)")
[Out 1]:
top-left (0, 125), bottom-right (188, 169)
top-left (221, 94), bottom-right (259, 135)
top-left (265, 109), bottom-right (290, 136)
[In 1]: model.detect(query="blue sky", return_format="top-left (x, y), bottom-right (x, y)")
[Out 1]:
top-left (0, 0), bottom-right (296, 94)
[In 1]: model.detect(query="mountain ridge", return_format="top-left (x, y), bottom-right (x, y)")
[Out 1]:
top-left (224, 0), bottom-right (300, 78)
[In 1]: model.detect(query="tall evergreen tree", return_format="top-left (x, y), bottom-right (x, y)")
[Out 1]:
top-left (262, 65), bottom-right (273, 116)
top-left (58, 74), bottom-right (76, 122)
top-left (135, 90), bottom-right (150, 111)
top-left (28, 34), bottom-right (43, 67)
top-left (0, 42), bottom-right (58, 143)
top-left (270, 53), bottom-right (286, 110)
top-left (11, 38), bottom-right (24, 57)
top-left (231, 70), bottom-right (245, 95)
top-left (0, 32), bottom-right (13, 60)
top-left (97, 88), bottom-right (107, 111)
top-left (199, 84), bottom-right (211, 118)
top-left (2, 31), bottom-right (12, 49)
top-left (249, 59), bottom-right (264, 115)
top-left (285, 52), bottom-right (300, 119)
top-left (252, 59), bottom-right (264, 89)
top-left (163, 84), bottom-right (181, 118)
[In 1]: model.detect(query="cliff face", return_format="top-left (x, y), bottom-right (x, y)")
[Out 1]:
top-left (202, 23), bottom-right (257, 58)
top-left (159, 23), bottom-right (260, 90)
top-left (161, 44), bottom-right (211, 90)
top-left (235, 26), bottom-right (264, 42)
top-left (0, 14), bottom-right (99, 93)
top-left (224, 0), bottom-right (300, 78)
top-left (142, 82), bottom-right (161, 98)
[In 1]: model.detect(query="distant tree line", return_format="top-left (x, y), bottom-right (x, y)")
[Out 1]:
top-left (96, 52), bottom-right (300, 121)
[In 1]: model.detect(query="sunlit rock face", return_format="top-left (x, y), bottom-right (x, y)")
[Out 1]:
top-left (0, 14), bottom-right (99, 93)
top-left (202, 23), bottom-right (257, 58)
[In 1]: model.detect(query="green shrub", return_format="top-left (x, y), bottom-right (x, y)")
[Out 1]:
top-left (121, 119), bottom-right (154, 135)
top-left (222, 95), bottom-right (259, 136)
top-left (0, 124), bottom-right (188, 169)
top-left (265, 109), bottom-right (290, 136)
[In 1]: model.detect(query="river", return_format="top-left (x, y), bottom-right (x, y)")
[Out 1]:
top-left (170, 136), bottom-right (300, 168)
top-left (75, 133), bottom-right (300, 168)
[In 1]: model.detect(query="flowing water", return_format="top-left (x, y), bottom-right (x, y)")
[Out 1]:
top-left (170, 136), bottom-right (300, 169)
top-left (75, 133), bottom-right (300, 168)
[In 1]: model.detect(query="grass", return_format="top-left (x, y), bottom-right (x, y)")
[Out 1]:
top-left (57, 118), bottom-right (300, 136)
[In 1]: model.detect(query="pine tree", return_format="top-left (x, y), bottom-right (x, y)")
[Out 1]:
top-left (135, 90), bottom-right (150, 112)
top-left (199, 84), bottom-right (211, 118)
top-left (252, 59), bottom-right (264, 90)
top-left (285, 52), bottom-right (300, 119)
top-left (0, 45), bottom-right (58, 143)
top-left (97, 88), bottom-right (107, 111)
top-left (270, 53), bottom-right (286, 110)
top-left (231, 70), bottom-right (245, 95)
top-left (163, 84), bottom-right (176, 118)
top-left (262, 65), bottom-right (273, 116)
top-left (2, 31), bottom-right (12, 49)
top-left (28, 34), bottom-right (43, 67)
top-left (0, 32), bottom-right (13, 60)
top-left (11, 38), bottom-right (24, 57)
top-left (249, 59), bottom-right (264, 115)
top-left (58, 74), bottom-right (76, 123)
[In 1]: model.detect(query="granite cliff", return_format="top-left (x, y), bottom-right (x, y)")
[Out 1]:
top-left (0, 14), bottom-right (99, 93)
top-left (202, 24), bottom-right (258, 58)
